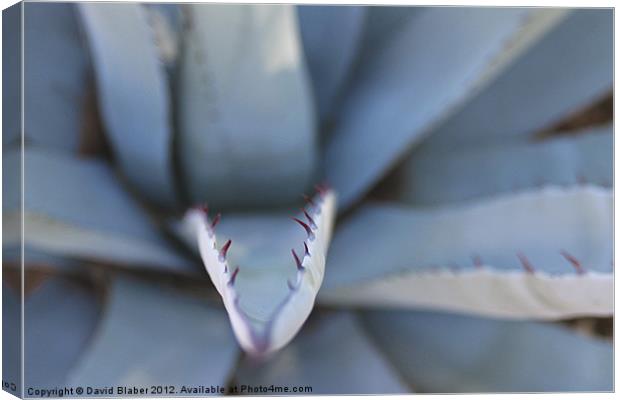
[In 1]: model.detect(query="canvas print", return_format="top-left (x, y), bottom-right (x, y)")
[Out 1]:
top-left (1, 1), bottom-right (614, 397)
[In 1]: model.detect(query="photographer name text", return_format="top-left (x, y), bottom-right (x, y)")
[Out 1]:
top-left (26, 384), bottom-right (313, 397)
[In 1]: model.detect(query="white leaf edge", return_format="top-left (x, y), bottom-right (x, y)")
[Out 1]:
top-left (4, 212), bottom-right (195, 274)
top-left (182, 189), bottom-right (337, 355)
top-left (320, 268), bottom-right (612, 320)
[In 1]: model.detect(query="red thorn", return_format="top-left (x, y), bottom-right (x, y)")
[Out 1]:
top-left (291, 249), bottom-right (303, 270)
top-left (219, 239), bottom-right (232, 259)
top-left (303, 210), bottom-right (317, 229)
top-left (228, 266), bottom-right (239, 285)
top-left (517, 252), bottom-right (535, 274)
top-left (303, 194), bottom-right (316, 207)
top-left (576, 174), bottom-right (586, 185)
top-left (303, 242), bottom-right (310, 257)
top-left (560, 250), bottom-right (585, 274)
top-left (315, 183), bottom-right (329, 195)
top-left (200, 203), bottom-right (209, 214)
top-left (210, 213), bottom-right (221, 229)
top-left (472, 254), bottom-right (483, 268)
top-left (292, 217), bottom-right (314, 238)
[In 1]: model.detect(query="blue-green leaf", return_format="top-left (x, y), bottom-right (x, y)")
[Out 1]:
top-left (361, 310), bottom-right (612, 392)
top-left (25, 276), bottom-right (101, 388)
top-left (24, 2), bottom-right (89, 151)
top-left (397, 126), bottom-right (612, 206)
top-left (355, 6), bottom-right (421, 57)
top-left (297, 6), bottom-right (365, 122)
top-left (325, 8), bottom-right (549, 209)
top-left (3, 149), bottom-right (195, 274)
top-left (68, 275), bottom-right (239, 387)
top-left (78, 3), bottom-right (177, 207)
top-left (177, 4), bottom-right (317, 209)
top-left (2, 2), bottom-right (21, 148)
top-left (418, 9), bottom-right (613, 153)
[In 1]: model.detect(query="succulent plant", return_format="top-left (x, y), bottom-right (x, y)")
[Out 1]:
top-left (3, 2), bottom-right (612, 395)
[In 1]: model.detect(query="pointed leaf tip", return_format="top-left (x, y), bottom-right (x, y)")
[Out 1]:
top-left (182, 188), bottom-right (338, 355)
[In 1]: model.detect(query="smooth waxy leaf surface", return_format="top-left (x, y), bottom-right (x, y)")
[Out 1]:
top-left (25, 277), bottom-right (101, 388)
top-left (68, 276), bottom-right (239, 387)
top-left (361, 310), bottom-right (613, 392)
top-left (25, 2), bottom-right (89, 152)
top-left (79, 3), bottom-right (177, 207)
top-left (418, 9), bottom-right (613, 153)
top-left (3, 3), bottom-right (21, 148)
top-left (177, 4), bottom-right (317, 209)
top-left (324, 8), bottom-right (558, 209)
top-left (355, 6), bottom-right (421, 57)
top-left (297, 6), bottom-right (365, 122)
top-left (397, 126), bottom-right (612, 206)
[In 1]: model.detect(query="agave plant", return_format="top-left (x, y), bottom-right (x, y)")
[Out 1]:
top-left (2, 2), bottom-right (613, 395)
